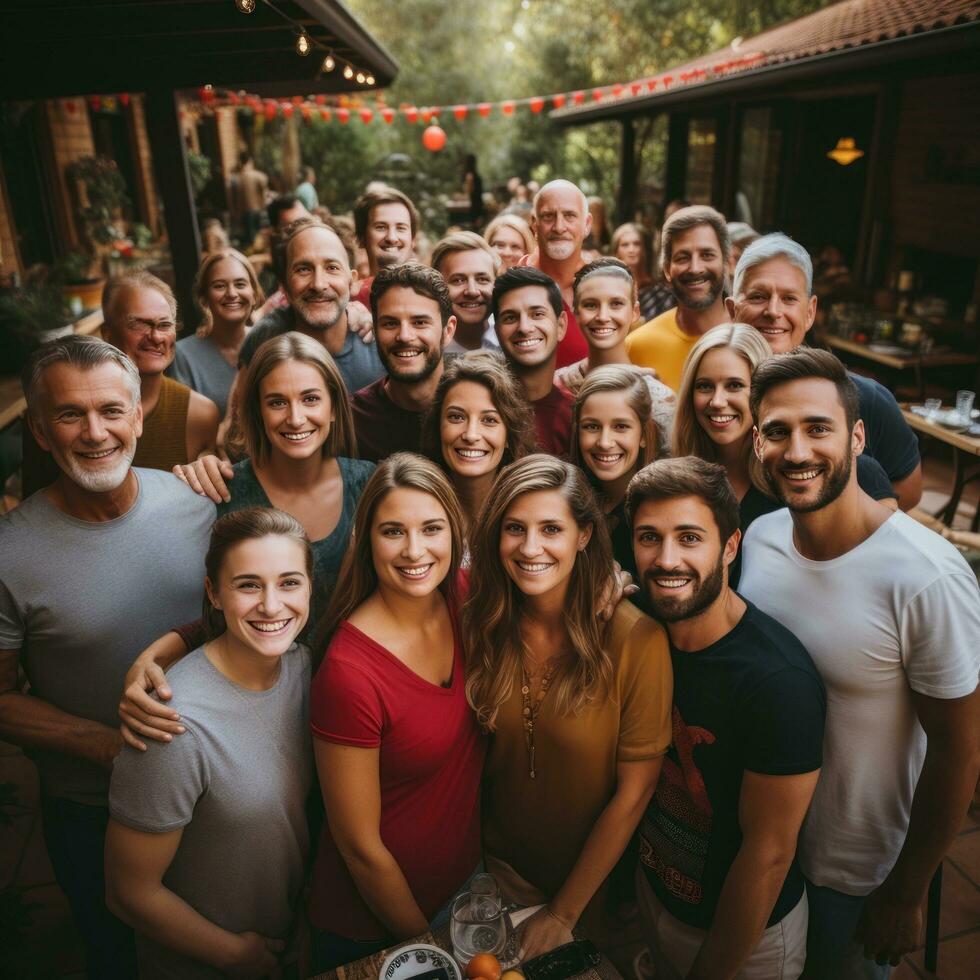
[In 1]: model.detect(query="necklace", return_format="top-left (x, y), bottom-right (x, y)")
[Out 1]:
top-left (520, 658), bottom-right (560, 779)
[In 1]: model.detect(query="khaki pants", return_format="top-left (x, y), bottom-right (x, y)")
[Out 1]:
top-left (635, 867), bottom-right (808, 979)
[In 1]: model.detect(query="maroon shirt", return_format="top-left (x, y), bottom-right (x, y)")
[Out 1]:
top-left (532, 384), bottom-right (574, 457)
top-left (556, 300), bottom-right (588, 368)
top-left (351, 377), bottom-right (424, 462)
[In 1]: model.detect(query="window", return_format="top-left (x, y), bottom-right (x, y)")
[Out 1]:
top-left (736, 106), bottom-right (782, 230)
top-left (685, 117), bottom-right (717, 204)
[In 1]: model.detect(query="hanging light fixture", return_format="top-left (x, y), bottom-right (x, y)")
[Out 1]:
top-left (343, 64), bottom-right (354, 80)
top-left (234, 0), bottom-right (256, 12)
top-left (322, 53), bottom-right (336, 72)
top-left (296, 31), bottom-right (311, 56)
top-left (366, 74), bottom-right (376, 86)
top-left (355, 71), bottom-right (366, 84)
top-left (827, 137), bottom-right (864, 166)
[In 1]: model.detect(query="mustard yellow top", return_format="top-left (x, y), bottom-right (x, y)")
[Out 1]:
top-left (133, 376), bottom-right (190, 473)
top-left (625, 308), bottom-right (696, 391)
top-left (482, 601), bottom-right (673, 898)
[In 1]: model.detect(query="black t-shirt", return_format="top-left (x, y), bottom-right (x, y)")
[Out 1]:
top-left (351, 377), bottom-right (424, 462)
top-left (849, 371), bottom-right (920, 483)
top-left (639, 599), bottom-right (825, 930)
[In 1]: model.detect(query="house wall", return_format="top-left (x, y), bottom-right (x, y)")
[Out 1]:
top-left (42, 98), bottom-right (96, 249)
top-left (0, 170), bottom-right (22, 279)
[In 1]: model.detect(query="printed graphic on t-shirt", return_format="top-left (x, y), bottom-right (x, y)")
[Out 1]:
top-left (639, 705), bottom-right (714, 906)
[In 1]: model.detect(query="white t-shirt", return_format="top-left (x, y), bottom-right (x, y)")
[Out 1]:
top-left (740, 509), bottom-right (980, 895)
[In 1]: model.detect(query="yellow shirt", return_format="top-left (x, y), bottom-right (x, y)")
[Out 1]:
top-left (483, 602), bottom-right (673, 898)
top-left (625, 308), bottom-right (697, 391)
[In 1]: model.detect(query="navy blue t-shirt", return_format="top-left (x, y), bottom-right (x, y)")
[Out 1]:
top-left (850, 371), bottom-right (920, 483)
top-left (639, 599), bottom-right (825, 930)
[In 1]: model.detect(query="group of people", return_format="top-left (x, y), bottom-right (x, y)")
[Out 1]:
top-left (1, 177), bottom-right (978, 980)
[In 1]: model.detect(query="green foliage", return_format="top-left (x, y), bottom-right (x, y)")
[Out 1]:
top-left (65, 155), bottom-right (131, 247)
top-left (52, 249), bottom-right (94, 284)
top-left (186, 150), bottom-right (213, 202)
top-left (249, 0), bottom-right (832, 232)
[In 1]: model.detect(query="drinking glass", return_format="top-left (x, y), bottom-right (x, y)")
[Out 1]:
top-left (924, 398), bottom-right (942, 420)
top-left (450, 890), bottom-right (508, 968)
top-left (955, 390), bottom-right (976, 424)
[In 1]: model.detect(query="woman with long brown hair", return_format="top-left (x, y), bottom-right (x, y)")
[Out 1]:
top-left (421, 350), bottom-right (535, 536)
top-left (308, 454), bottom-right (484, 970)
top-left (610, 223), bottom-right (674, 324)
top-left (465, 455), bottom-right (672, 959)
top-left (171, 248), bottom-right (265, 416)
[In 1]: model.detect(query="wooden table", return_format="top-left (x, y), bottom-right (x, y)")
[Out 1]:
top-left (0, 310), bottom-right (104, 430)
top-left (902, 406), bottom-right (980, 530)
top-left (823, 334), bottom-right (977, 399)
top-left (312, 918), bottom-right (621, 980)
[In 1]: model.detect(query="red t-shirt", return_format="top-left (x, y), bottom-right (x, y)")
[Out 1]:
top-left (351, 377), bottom-right (424, 462)
top-left (532, 384), bottom-right (575, 458)
top-left (309, 599), bottom-right (485, 940)
top-left (354, 276), bottom-right (374, 310)
top-left (556, 300), bottom-right (588, 369)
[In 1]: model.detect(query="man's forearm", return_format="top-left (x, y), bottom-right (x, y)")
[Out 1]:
top-left (881, 739), bottom-right (979, 903)
top-left (687, 844), bottom-right (794, 980)
top-left (0, 690), bottom-right (121, 769)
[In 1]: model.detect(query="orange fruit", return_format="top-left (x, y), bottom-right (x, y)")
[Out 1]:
top-left (466, 954), bottom-right (502, 980)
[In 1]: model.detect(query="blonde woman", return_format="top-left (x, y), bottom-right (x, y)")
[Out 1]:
top-left (117, 332), bottom-right (375, 746)
top-left (309, 454), bottom-right (484, 969)
top-left (571, 366), bottom-right (658, 582)
top-left (465, 455), bottom-right (672, 959)
top-left (672, 323), bottom-right (895, 585)
top-left (171, 249), bottom-right (264, 416)
top-left (485, 213), bottom-right (534, 271)
top-left (421, 350), bottom-right (535, 535)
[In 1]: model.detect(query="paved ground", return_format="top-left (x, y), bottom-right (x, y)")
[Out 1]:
top-left (1, 447), bottom-right (977, 979)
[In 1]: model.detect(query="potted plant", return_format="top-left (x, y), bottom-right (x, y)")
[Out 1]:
top-left (53, 249), bottom-right (104, 313)
top-left (0, 282), bottom-right (73, 375)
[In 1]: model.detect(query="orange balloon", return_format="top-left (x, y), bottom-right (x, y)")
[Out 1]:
top-left (422, 124), bottom-right (446, 151)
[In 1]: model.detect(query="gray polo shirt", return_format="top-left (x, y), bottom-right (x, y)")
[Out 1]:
top-left (0, 469), bottom-right (214, 804)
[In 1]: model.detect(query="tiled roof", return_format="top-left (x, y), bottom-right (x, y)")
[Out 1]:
top-left (553, 0), bottom-right (980, 118)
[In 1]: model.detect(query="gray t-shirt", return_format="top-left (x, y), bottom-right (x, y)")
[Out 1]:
top-left (169, 334), bottom-right (238, 417)
top-left (0, 469), bottom-right (214, 804)
top-left (110, 643), bottom-right (312, 979)
top-left (239, 309), bottom-right (385, 396)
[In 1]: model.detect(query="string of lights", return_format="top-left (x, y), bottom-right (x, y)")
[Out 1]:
top-left (234, 0), bottom-right (375, 86)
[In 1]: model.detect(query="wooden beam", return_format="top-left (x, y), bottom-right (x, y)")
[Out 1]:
top-left (143, 89), bottom-right (201, 330)
top-left (616, 118), bottom-right (637, 225)
top-left (664, 113), bottom-right (689, 209)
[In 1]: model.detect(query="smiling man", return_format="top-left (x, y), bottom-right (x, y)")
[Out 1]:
top-left (491, 266), bottom-right (575, 456)
top-left (103, 273), bottom-right (219, 470)
top-left (352, 186), bottom-right (419, 308)
top-left (627, 456), bottom-right (825, 980)
top-left (351, 263), bottom-right (457, 461)
top-left (626, 206), bottom-right (732, 390)
top-left (741, 348), bottom-right (980, 978)
top-left (0, 336), bottom-right (213, 977)
top-left (430, 231), bottom-right (501, 353)
top-left (729, 233), bottom-right (922, 510)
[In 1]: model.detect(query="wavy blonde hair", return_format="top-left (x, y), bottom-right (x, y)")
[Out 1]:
top-left (193, 249), bottom-right (264, 338)
top-left (315, 453), bottom-right (465, 658)
top-left (240, 331), bottom-right (357, 465)
top-left (484, 213), bottom-right (535, 257)
top-left (570, 365), bottom-right (658, 500)
top-left (672, 323), bottom-right (772, 493)
top-left (464, 454), bottom-right (614, 730)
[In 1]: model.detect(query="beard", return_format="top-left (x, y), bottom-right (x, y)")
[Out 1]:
top-left (374, 248), bottom-right (405, 269)
top-left (763, 452), bottom-right (852, 513)
top-left (59, 443), bottom-right (135, 493)
top-left (379, 340), bottom-right (444, 383)
top-left (643, 554), bottom-right (725, 624)
top-left (672, 270), bottom-right (723, 310)
top-left (543, 237), bottom-right (577, 261)
top-left (293, 290), bottom-right (347, 331)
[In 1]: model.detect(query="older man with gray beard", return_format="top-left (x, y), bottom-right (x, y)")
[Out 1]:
top-left (0, 336), bottom-right (214, 978)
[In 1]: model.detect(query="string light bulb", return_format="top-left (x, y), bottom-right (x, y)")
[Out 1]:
top-left (322, 54), bottom-right (336, 72)
top-left (343, 64), bottom-right (354, 80)
top-left (235, 0), bottom-right (256, 12)
top-left (296, 32), bottom-right (311, 56)
top-left (356, 71), bottom-right (366, 84)
top-left (366, 74), bottom-right (376, 86)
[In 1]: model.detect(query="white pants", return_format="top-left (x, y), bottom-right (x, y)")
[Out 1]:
top-left (635, 866), bottom-right (808, 980)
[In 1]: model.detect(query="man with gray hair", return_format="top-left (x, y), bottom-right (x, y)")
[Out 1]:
top-left (626, 205), bottom-right (732, 390)
top-left (0, 335), bottom-right (214, 977)
top-left (728, 233), bottom-right (922, 509)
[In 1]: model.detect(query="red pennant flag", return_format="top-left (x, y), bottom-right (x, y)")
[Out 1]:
top-left (421, 108), bottom-right (433, 123)
top-left (647, 79), bottom-right (658, 91)
top-left (612, 84), bottom-right (623, 97)
top-left (501, 101), bottom-right (515, 115)
top-left (315, 94), bottom-right (327, 105)
top-left (477, 103), bottom-right (492, 117)
top-left (405, 106), bottom-right (419, 123)
top-left (359, 108), bottom-right (374, 124)
top-left (529, 96), bottom-right (545, 114)
top-left (291, 95), bottom-right (304, 106)
top-left (282, 104), bottom-right (294, 118)
top-left (336, 107), bottom-right (350, 123)
top-left (381, 107), bottom-right (395, 124)
top-left (199, 86), bottom-right (215, 104)
top-left (264, 101), bottom-right (277, 120)
top-left (552, 93), bottom-right (566, 109)
top-left (572, 90), bottom-right (585, 105)
top-left (228, 92), bottom-right (240, 106)
top-left (89, 95), bottom-right (101, 111)
top-left (453, 105), bottom-right (468, 121)
top-left (662, 75), bottom-right (673, 88)
top-left (630, 82), bottom-right (642, 96)
top-left (320, 107), bottom-right (331, 122)
top-left (592, 88), bottom-right (603, 102)
top-left (119, 92), bottom-right (131, 107)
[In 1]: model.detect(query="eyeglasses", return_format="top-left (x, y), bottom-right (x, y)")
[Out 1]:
top-left (124, 316), bottom-right (177, 336)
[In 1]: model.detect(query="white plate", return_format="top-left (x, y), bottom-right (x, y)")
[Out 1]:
top-left (380, 944), bottom-right (463, 980)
